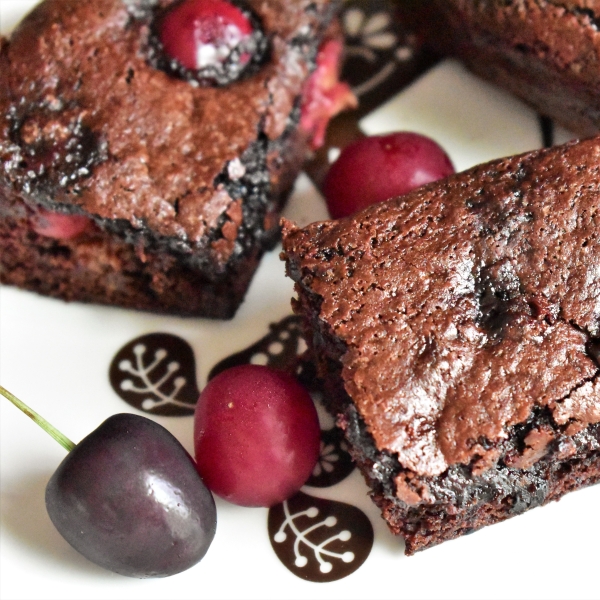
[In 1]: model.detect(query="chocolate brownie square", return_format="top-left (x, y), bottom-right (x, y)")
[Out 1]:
top-left (411, 0), bottom-right (600, 136)
top-left (0, 0), bottom-right (353, 317)
top-left (282, 136), bottom-right (600, 554)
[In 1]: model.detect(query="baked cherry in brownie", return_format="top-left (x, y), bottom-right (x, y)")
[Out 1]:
top-left (300, 40), bottom-right (358, 149)
top-left (153, 0), bottom-right (268, 86)
top-left (31, 209), bottom-right (92, 240)
top-left (0, 0), bottom-right (349, 317)
top-left (159, 0), bottom-right (252, 68)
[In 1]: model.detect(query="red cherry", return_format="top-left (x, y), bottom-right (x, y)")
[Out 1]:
top-left (193, 365), bottom-right (321, 507)
top-left (323, 132), bottom-right (455, 219)
top-left (300, 40), bottom-right (357, 149)
top-left (159, 0), bottom-right (253, 71)
top-left (31, 208), bottom-right (92, 240)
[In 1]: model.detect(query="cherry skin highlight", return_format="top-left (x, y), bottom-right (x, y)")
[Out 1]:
top-left (194, 365), bottom-right (321, 507)
top-left (323, 132), bottom-right (455, 219)
top-left (159, 0), bottom-right (253, 71)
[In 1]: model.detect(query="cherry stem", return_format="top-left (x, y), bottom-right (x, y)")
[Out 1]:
top-left (0, 385), bottom-right (76, 452)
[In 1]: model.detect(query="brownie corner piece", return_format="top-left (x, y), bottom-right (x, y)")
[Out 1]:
top-left (282, 136), bottom-right (600, 554)
top-left (0, 0), bottom-right (350, 318)
top-left (420, 0), bottom-right (600, 137)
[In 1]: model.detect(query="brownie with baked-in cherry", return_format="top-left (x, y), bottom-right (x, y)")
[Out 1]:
top-left (282, 136), bottom-right (600, 554)
top-left (0, 0), bottom-right (354, 317)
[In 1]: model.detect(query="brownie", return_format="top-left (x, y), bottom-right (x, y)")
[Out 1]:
top-left (410, 0), bottom-right (600, 137)
top-left (0, 0), bottom-right (353, 318)
top-left (282, 137), bottom-right (600, 554)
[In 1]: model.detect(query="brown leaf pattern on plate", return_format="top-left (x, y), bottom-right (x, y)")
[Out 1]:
top-left (208, 315), bottom-right (305, 381)
top-left (341, 0), bottom-right (438, 116)
top-left (306, 426), bottom-right (355, 488)
top-left (109, 333), bottom-right (199, 416)
top-left (268, 491), bottom-right (374, 583)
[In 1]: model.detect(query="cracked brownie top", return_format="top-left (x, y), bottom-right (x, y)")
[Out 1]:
top-left (0, 0), bottom-right (334, 248)
top-left (282, 136), bottom-right (600, 478)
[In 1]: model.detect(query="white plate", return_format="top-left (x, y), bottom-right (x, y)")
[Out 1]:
top-left (1, 2), bottom-right (598, 599)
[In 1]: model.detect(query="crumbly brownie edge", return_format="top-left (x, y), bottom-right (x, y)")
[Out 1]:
top-left (341, 403), bottom-right (600, 555)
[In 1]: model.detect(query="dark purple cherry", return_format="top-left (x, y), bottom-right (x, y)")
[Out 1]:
top-left (1, 387), bottom-right (216, 578)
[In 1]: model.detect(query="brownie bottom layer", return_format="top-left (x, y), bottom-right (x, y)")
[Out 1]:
top-left (355, 428), bottom-right (600, 555)
top-left (328, 359), bottom-right (600, 555)
top-left (334, 390), bottom-right (600, 555)
top-left (0, 213), bottom-right (260, 318)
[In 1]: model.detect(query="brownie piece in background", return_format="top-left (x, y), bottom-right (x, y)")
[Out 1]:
top-left (0, 0), bottom-right (353, 318)
top-left (282, 136), bottom-right (600, 554)
top-left (405, 0), bottom-right (600, 137)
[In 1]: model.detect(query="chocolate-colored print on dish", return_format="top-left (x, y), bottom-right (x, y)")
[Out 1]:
top-left (109, 333), bottom-right (199, 416)
top-left (268, 491), bottom-right (374, 583)
top-left (209, 314), bottom-right (330, 396)
top-left (305, 426), bottom-right (355, 488)
top-left (341, 0), bottom-right (438, 117)
top-left (208, 315), bottom-right (306, 380)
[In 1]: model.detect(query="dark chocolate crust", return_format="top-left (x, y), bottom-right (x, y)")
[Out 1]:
top-left (282, 137), bottom-right (600, 553)
top-left (0, 0), bottom-right (338, 317)
top-left (417, 0), bottom-right (600, 137)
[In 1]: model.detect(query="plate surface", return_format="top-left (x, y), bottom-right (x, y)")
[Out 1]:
top-left (1, 2), bottom-right (598, 599)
